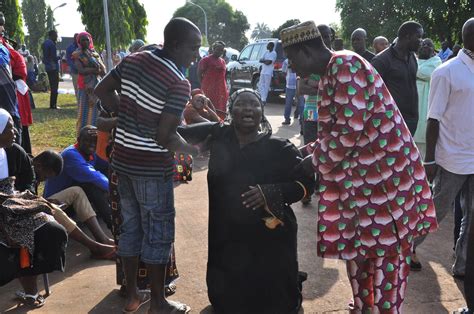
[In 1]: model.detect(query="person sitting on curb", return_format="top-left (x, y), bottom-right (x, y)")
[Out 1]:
top-left (44, 125), bottom-right (112, 228)
top-left (183, 89), bottom-right (221, 125)
top-left (33, 150), bottom-right (115, 250)
top-left (5, 143), bottom-right (116, 261)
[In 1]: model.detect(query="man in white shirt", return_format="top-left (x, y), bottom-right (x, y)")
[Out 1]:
top-left (258, 42), bottom-right (277, 105)
top-left (412, 18), bottom-right (474, 285)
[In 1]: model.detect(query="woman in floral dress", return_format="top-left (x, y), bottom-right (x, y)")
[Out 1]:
top-left (72, 32), bottom-right (106, 135)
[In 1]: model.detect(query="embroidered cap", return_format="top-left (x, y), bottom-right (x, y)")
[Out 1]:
top-left (280, 21), bottom-right (321, 48)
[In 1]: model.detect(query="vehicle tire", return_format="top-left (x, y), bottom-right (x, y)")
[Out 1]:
top-left (227, 72), bottom-right (235, 95)
top-left (252, 75), bottom-right (260, 91)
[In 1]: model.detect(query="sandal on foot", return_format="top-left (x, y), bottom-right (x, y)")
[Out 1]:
top-left (20, 293), bottom-right (45, 308)
top-left (410, 260), bottom-right (422, 271)
top-left (122, 293), bottom-right (150, 313)
top-left (165, 282), bottom-right (177, 296)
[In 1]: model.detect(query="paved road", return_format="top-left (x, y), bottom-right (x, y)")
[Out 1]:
top-left (0, 101), bottom-right (466, 313)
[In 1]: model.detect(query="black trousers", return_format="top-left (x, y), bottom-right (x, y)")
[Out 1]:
top-left (465, 178), bottom-right (474, 310)
top-left (404, 118), bottom-right (418, 137)
top-left (303, 120), bottom-right (318, 145)
top-left (0, 221), bottom-right (67, 286)
top-left (21, 126), bottom-right (32, 154)
top-left (47, 70), bottom-right (59, 109)
top-left (79, 183), bottom-right (112, 229)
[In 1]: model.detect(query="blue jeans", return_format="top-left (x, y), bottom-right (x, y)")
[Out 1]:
top-left (117, 174), bottom-right (175, 265)
top-left (284, 88), bottom-right (296, 121)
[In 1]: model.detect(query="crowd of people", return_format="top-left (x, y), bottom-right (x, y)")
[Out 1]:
top-left (1, 5), bottom-right (474, 313)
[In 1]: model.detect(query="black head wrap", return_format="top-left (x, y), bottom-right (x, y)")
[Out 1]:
top-left (227, 88), bottom-right (272, 135)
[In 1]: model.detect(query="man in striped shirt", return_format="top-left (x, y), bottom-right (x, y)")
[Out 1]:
top-left (95, 18), bottom-right (201, 314)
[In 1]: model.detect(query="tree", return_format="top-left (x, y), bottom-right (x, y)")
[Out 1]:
top-left (173, 0), bottom-right (250, 49)
top-left (21, 0), bottom-right (47, 57)
top-left (0, 0), bottom-right (24, 44)
top-left (336, 0), bottom-right (473, 46)
top-left (329, 22), bottom-right (342, 39)
top-left (126, 0), bottom-right (148, 40)
top-left (46, 5), bottom-right (55, 31)
top-left (271, 19), bottom-right (300, 39)
top-left (251, 22), bottom-right (272, 40)
top-left (77, 0), bottom-right (148, 50)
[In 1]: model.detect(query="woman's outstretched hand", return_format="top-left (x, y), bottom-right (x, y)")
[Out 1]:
top-left (241, 186), bottom-right (265, 210)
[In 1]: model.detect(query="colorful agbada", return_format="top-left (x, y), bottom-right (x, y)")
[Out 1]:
top-left (198, 55), bottom-right (228, 119)
top-left (307, 52), bottom-right (438, 260)
top-left (72, 32), bottom-right (105, 134)
top-left (304, 51), bottom-right (438, 312)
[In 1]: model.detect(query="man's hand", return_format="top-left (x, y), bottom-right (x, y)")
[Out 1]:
top-left (424, 164), bottom-right (438, 183)
top-left (241, 186), bottom-right (265, 210)
top-left (298, 77), bottom-right (319, 95)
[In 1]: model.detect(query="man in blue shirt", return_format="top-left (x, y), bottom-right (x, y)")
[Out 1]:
top-left (66, 33), bottom-right (79, 102)
top-left (44, 125), bottom-right (112, 227)
top-left (438, 41), bottom-right (453, 62)
top-left (42, 30), bottom-right (60, 109)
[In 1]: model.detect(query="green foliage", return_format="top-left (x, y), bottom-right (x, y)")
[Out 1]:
top-left (127, 0), bottom-right (147, 40)
top-left (336, 0), bottom-right (474, 46)
top-left (77, 0), bottom-right (147, 50)
top-left (271, 19), bottom-right (300, 39)
top-left (46, 5), bottom-right (54, 31)
top-left (21, 0), bottom-right (47, 57)
top-left (329, 22), bottom-right (342, 39)
top-left (29, 93), bottom-right (77, 155)
top-left (173, 0), bottom-right (250, 49)
top-left (251, 22), bottom-right (272, 40)
top-left (0, 0), bottom-right (24, 44)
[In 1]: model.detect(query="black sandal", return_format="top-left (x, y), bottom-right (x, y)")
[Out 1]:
top-left (165, 282), bottom-right (177, 296)
top-left (21, 293), bottom-right (46, 308)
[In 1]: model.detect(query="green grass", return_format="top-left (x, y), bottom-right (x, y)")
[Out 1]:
top-left (29, 93), bottom-right (78, 155)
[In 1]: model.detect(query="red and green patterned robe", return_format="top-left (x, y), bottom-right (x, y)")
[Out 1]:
top-left (309, 52), bottom-right (438, 260)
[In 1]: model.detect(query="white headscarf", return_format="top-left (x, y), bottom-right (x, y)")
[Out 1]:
top-left (0, 108), bottom-right (11, 133)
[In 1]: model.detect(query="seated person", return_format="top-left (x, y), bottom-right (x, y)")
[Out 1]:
top-left (183, 89), bottom-right (221, 125)
top-left (2, 119), bottom-right (115, 261)
top-left (44, 126), bottom-right (112, 228)
top-left (178, 89), bottom-right (314, 313)
top-left (0, 108), bottom-right (67, 308)
top-left (33, 150), bottom-right (116, 250)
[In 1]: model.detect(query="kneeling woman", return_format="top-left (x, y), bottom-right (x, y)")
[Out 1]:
top-left (179, 89), bottom-right (314, 313)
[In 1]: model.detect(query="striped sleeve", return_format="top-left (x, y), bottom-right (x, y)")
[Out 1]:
top-left (111, 57), bottom-right (126, 82)
top-left (163, 79), bottom-right (191, 116)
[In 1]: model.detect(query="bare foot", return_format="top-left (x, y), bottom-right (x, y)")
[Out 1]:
top-left (90, 243), bottom-right (116, 260)
top-left (123, 292), bottom-right (150, 313)
top-left (102, 238), bottom-right (115, 246)
top-left (148, 300), bottom-right (190, 314)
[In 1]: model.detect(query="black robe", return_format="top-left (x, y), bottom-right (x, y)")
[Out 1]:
top-left (180, 123), bottom-right (314, 314)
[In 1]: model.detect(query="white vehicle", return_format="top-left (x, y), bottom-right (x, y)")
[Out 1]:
top-left (199, 47), bottom-right (240, 63)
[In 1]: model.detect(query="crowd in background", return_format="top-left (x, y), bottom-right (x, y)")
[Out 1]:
top-left (1, 6), bottom-right (474, 314)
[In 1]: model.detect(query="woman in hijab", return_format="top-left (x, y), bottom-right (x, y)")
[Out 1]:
top-left (128, 39), bottom-right (145, 54)
top-left (72, 32), bottom-right (106, 135)
top-left (178, 88), bottom-right (314, 313)
top-left (0, 109), bottom-right (67, 308)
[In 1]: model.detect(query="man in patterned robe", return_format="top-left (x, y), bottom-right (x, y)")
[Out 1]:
top-left (281, 21), bottom-right (438, 313)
